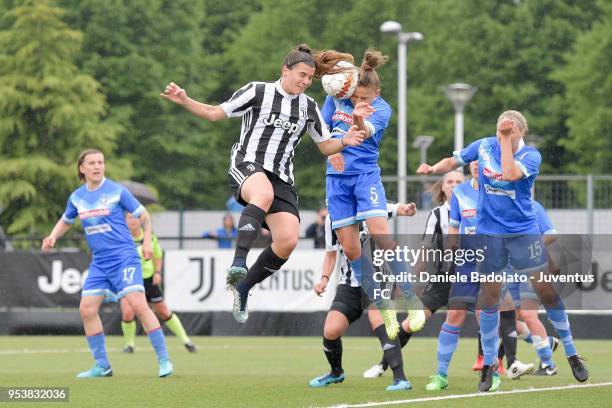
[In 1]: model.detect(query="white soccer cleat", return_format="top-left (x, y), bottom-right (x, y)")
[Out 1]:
top-left (363, 363), bottom-right (386, 378)
top-left (507, 360), bottom-right (535, 379)
top-left (232, 288), bottom-right (249, 324)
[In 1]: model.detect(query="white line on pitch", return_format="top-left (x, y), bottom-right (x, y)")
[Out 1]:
top-left (325, 382), bottom-right (612, 408)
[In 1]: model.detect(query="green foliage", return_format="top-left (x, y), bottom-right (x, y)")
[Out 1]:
top-left (0, 0), bottom-right (121, 234)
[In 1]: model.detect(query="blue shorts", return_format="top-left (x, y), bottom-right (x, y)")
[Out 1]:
top-left (505, 270), bottom-right (539, 308)
top-left (327, 171), bottom-right (387, 229)
top-left (449, 263), bottom-right (480, 306)
top-left (82, 254), bottom-right (144, 300)
top-left (478, 234), bottom-right (548, 276)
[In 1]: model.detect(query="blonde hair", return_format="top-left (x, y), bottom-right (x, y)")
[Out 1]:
top-left (497, 110), bottom-right (529, 136)
top-left (312, 49), bottom-right (355, 79)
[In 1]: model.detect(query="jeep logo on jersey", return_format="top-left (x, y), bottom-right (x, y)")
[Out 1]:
top-left (263, 113), bottom-right (299, 134)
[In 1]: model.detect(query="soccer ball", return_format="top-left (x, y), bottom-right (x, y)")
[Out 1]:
top-left (321, 61), bottom-right (359, 99)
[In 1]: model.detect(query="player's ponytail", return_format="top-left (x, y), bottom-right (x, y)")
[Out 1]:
top-left (283, 43), bottom-right (318, 71)
top-left (358, 48), bottom-right (388, 89)
top-left (77, 148), bottom-right (103, 182)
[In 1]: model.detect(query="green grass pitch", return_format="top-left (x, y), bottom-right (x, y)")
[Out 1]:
top-left (1, 336), bottom-right (610, 407)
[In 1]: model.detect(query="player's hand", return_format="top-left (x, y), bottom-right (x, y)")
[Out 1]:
top-left (160, 82), bottom-right (188, 105)
top-left (397, 202), bottom-right (417, 216)
top-left (142, 242), bottom-right (153, 260)
top-left (328, 153), bottom-right (345, 172)
top-left (416, 163), bottom-right (435, 175)
top-left (314, 278), bottom-right (328, 296)
top-left (153, 272), bottom-right (162, 286)
top-left (352, 102), bottom-right (375, 119)
top-left (343, 126), bottom-right (366, 146)
top-left (41, 236), bottom-right (56, 252)
top-left (497, 117), bottom-right (515, 139)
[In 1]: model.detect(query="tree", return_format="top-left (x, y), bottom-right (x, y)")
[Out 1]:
top-left (0, 0), bottom-right (121, 235)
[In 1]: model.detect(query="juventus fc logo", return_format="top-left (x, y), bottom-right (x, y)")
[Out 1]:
top-left (189, 257), bottom-right (215, 301)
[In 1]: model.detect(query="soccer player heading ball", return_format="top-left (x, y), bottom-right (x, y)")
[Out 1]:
top-left (161, 44), bottom-right (366, 323)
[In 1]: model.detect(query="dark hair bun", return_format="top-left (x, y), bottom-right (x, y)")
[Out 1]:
top-left (296, 44), bottom-right (312, 54)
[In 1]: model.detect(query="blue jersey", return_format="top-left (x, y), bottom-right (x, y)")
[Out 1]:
top-left (321, 95), bottom-right (392, 175)
top-left (454, 137), bottom-right (541, 234)
top-left (449, 179), bottom-right (479, 235)
top-left (534, 201), bottom-right (556, 235)
top-left (62, 178), bottom-right (144, 260)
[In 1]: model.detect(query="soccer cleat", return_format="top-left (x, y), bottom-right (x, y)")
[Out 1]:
top-left (380, 308), bottom-right (400, 340)
top-left (404, 295), bottom-right (426, 332)
top-left (122, 345), bottom-right (134, 354)
top-left (496, 358), bottom-right (505, 375)
top-left (386, 379), bottom-right (412, 391)
top-left (425, 374), bottom-right (448, 391)
top-left (533, 362), bottom-right (558, 376)
top-left (158, 358), bottom-right (173, 378)
top-left (472, 355), bottom-right (484, 371)
top-left (363, 363), bottom-right (386, 378)
top-left (184, 342), bottom-right (197, 353)
top-left (226, 266), bottom-right (247, 288)
top-left (550, 336), bottom-right (560, 353)
top-left (506, 360), bottom-right (535, 379)
top-left (567, 355), bottom-right (588, 382)
top-left (76, 365), bottom-right (112, 378)
top-left (308, 372), bottom-right (345, 388)
top-left (232, 288), bottom-right (249, 324)
top-left (478, 363), bottom-right (500, 392)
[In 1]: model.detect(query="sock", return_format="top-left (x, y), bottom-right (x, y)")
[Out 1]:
top-left (374, 325), bottom-right (406, 381)
top-left (387, 257), bottom-right (413, 298)
top-left (86, 332), bottom-right (110, 369)
top-left (437, 323), bottom-right (460, 377)
top-left (545, 299), bottom-right (577, 357)
top-left (121, 320), bottom-right (136, 348)
top-left (533, 335), bottom-right (554, 367)
top-left (498, 342), bottom-right (505, 360)
top-left (479, 306), bottom-right (500, 366)
top-left (323, 337), bottom-right (343, 377)
top-left (236, 245), bottom-right (287, 296)
top-left (233, 204), bottom-right (266, 266)
top-left (163, 313), bottom-right (190, 344)
top-left (477, 332), bottom-right (483, 356)
top-left (499, 310), bottom-right (517, 367)
top-left (147, 327), bottom-right (169, 361)
top-left (398, 325), bottom-right (413, 348)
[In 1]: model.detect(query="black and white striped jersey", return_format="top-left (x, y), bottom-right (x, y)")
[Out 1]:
top-left (325, 203), bottom-right (399, 287)
top-left (221, 80), bottom-right (331, 185)
top-left (421, 201), bottom-right (454, 276)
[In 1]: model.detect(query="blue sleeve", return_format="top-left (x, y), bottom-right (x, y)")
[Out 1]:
top-left (453, 139), bottom-right (482, 166)
top-left (365, 102), bottom-right (391, 135)
top-left (120, 187), bottom-right (144, 216)
top-left (61, 194), bottom-right (78, 224)
top-left (320, 96), bottom-right (335, 127)
top-left (534, 201), bottom-right (556, 234)
top-left (515, 148), bottom-right (542, 178)
top-left (449, 191), bottom-right (461, 228)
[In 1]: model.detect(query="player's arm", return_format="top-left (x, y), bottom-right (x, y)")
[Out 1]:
top-left (316, 125), bottom-right (366, 155)
top-left (315, 250), bottom-right (337, 296)
top-left (352, 102), bottom-right (376, 139)
top-left (161, 82), bottom-right (226, 121)
top-left (139, 209), bottom-right (153, 260)
top-left (416, 157), bottom-right (461, 175)
top-left (41, 219), bottom-right (72, 251)
top-left (498, 118), bottom-right (525, 181)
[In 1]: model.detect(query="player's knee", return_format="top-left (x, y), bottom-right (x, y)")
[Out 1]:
top-left (342, 244), bottom-right (361, 261)
top-left (279, 235), bottom-right (298, 253)
top-left (79, 303), bottom-right (98, 320)
top-left (446, 310), bottom-right (466, 326)
top-left (122, 309), bottom-right (135, 321)
top-left (252, 189), bottom-right (274, 210)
